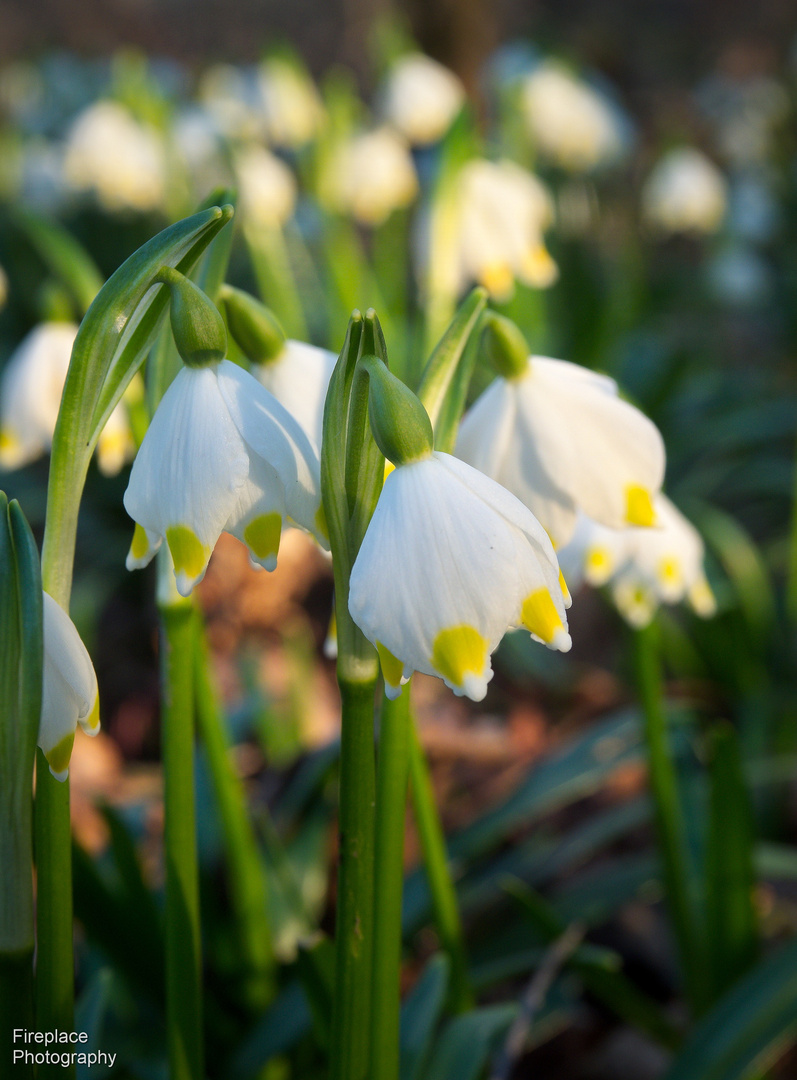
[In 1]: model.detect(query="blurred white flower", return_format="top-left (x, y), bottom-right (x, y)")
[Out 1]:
top-left (324, 127), bottom-right (418, 226)
top-left (697, 73), bottom-right (789, 167)
top-left (124, 360), bottom-right (325, 595)
top-left (171, 105), bottom-right (229, 198)
top-left (642, 148), bottom-right (727, 236)
top-left (63, 101), bottom-right (166, 213)
top-left (349, 451), bottom-right (570, 701)
top-left (0, 322), bottom-right (135, 475)
top-left (381, 53), bottom-right (465, 145)
top-left (198, 63), bottom-right (264, 141)
top-left (455, 356), bottom-right (665, 549)
top-left (258, 56), bottom-right (324, 148)
top-left (40, 591), bottom-right (100, 781)
top-left (255, 340), bottom-right (336, 451)
top-left (558, 497), bottom-right (716, 628)
top-left (521, 61), bottom-right (628, 172)
top-left (234, 145), bottom-right (297, 229)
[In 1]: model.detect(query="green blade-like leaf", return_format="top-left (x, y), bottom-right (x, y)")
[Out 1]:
top-left (14, 209), bottom-right (104, 315)
top-left (227, 981), bottom-right (311, 1079)
top-left (663, 938), bottom-right (797, 1080)
top-left (400, 955), bottom-right (450, 1080)
top-left (421, 1005), bottom-right (517, 1080)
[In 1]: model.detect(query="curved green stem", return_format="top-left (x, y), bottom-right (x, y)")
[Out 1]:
top-left (408, 717), bottom-right (473, 1013)
top-left (370, 685), bottom-right (412, 1080)
top-left (160, 601), bottom-right (203, 1080)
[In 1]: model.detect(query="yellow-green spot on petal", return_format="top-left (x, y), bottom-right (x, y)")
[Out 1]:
top-left (658, 556), bottom-right (682, 586)
top-left (559, 567), bottom-right (571, 603)
top-left (0, 428), bottom-right (19, 453)
top-left (521, 588), bottom-right (564, 644)
top-left (585, 546), bottom-right (612, 585)
top-left (315, 501), bottom-right (329, 542)
top-left (431, 625), bottom-right (488, 690)
top-left (384, 460), bottom-right (396, 481)
top-left (688, 577), bottom-right (717, 617)
top-left (166, 525), bottom-right (208, 583)
top-left (625, 485), bottom-right (656, 527)
top-left (479, 262), bottom-right (514, 301)
top-left (130, 523), bottom-right (150, 562)
top-left (82, 695), bottom-right (101, 734)
top-left (46, 731), bottom-right (75, 779)
top-left (244, 512), bottom-right (282, 562)
top-left (376, 641), bottom-right (404, 689)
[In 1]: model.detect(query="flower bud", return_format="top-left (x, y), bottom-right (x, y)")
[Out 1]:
top-left (220, 284), bottom-right (286, 365)
top-left (361, 355), bottom-right (434, 466)
top-left (156, 266), bottom-right (227, 368)
top-left (482, 312), bottom-right (530, 380)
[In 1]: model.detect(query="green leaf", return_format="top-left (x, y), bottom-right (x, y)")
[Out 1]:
top-left (14, 209), bottom-right (104, 315)
top-left (296, 934), bottom-right (336, 1051)
top-left (227, 980), bottom-right (311, 1079)
top-left (664, 938), bottom-right (797, 1080)
top-left (416, 288), bottom-right (487, 452)
top-left (421, 1005), bottom-right (517, 1080)
top-left (400, 955), bottom-right (450, 1080)
top-left (705, 723), bottom-right (758, 1000)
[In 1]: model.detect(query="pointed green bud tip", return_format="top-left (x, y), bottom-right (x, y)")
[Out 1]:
top-left (220, 284), bottom-right (286, 366)
top-left (361, 355), bottom-right (434, 466)
top-left (482, 311), bottom-right (530, 380)
top-left (155, 266), bottom-right (227, 368)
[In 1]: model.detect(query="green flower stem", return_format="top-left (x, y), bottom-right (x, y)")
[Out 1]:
top-left (330, 674), bottom-right (378, 1080)
top-left (634, 623), bottom-right (707, 1016)
top-left (370, 685), bottom-right (412, 1080)
top-left (193, 615), bottom-right (274, 1012)
top-left (1, 952), bottom-right (34, 1075)
top-left (160, 598), bottom-right (204, 1080)
top-left (407, 717), bottom-right (473, 1013)
top-left (33, 759), bottom-right (75, 1077)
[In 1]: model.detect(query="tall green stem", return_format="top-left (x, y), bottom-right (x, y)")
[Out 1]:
top-left (370, 686), bottom-right (412, 1080)
top-left (160, 599), bottom-right (203, 1080)
top-left (330, 675), bottom-right (377, 1080)
top-left (634, 623), bottom-right (707, 1016)
top-left (193, 615), bottom-right (274, 1012)
top-left (408, 717), bottom-right (473, 1013)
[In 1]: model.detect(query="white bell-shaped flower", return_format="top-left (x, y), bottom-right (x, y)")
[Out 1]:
top-left (63, 101), bottom-right (166, 213)
top-left (380, 53), bottom-right (465, 146)
top-left (234, 145), bottom-right (298, 230)
top-left (0, 322), bottom-right (136, 475)
top-left (40, 592), bottom-right (100, 781)
top-left (642, 148), bottom-right (727, 236)
top-left (521, 62), bottom-right (628, 172)
top-left (324, 127), bottom-right (418, 226)
top-left (255, 340), bottom-right (336, 451)
top-left (124, 359), bottom-right (326, 595)
top-left (455, 356), bottom-right (666, 549)
top-left (349, 451), bottom-right (571, 702)
top-left (556, 512), bottom-right (632, 591)
top-left (258, 56), bottom-right (324, 148)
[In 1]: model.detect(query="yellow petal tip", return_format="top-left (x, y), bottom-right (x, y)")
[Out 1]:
top-left (625, 485), bottom-right (656, 527)
top-left (430, 625), bottom-right (489, 699)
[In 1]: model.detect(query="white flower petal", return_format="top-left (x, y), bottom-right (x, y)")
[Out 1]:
top-left (255, 340), bottom-right (336, 451)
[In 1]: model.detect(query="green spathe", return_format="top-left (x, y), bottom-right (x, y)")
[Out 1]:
top-left (221, 284), bottom-right (286, 365)
top-left (482, 311), bottom-right (530, 380)
top-left (360, 355), bottom-right (433, 466)
top-left (156, 267), bottom-right (227, 367)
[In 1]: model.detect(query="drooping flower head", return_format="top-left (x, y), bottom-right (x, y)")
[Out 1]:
top-left (323, 127), bottom-right (418, 226)
top-left (642, 148), bottom-right (727, 236)
top-left (380, 53), bottom-right (465, 146)
top-left (349, 449), bottom-right (571, 702)
top-left (456, 344), bottom-right (666, 550)
top-left (40, 592), bottom-right (100, 780)
top-left (234, 145), bottom-right (298, 230)
top-left (255, 340), bottom-right (336, 452)
top-left (124, 270), bottom-right (326, 595)
top-left (0, 322), bottom-right (135, 475)
top-left (258, 55), bottom-right (324, 148)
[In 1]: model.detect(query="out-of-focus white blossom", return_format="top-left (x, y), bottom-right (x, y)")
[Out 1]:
top-left (198, 63), bottom-right (264, 141)
top-left (521, 61), bottom-right (628, 172)
top-left (258, 56), bottom-right (324, 148)
top-left (63, 101), bottom-right (166, 213)
top-left (324, 127), bottom-right (418, 226)
top-left (642, 148), bottom-right (727, 236)
top-left (558, 497), bottom-right (716, 628)
top-left (171, 105), bottom-right (229, 197)
top-left (456, 356), bottom-right (665, 549)
top-left (234, 145), bottom-right (297, 229)
top-left (381, 53), bottom-right (465, 145)
top-left (0, 322), bottom-right (135, 475)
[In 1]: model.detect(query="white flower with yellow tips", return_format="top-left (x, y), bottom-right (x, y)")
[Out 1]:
top-left (642, 148), bottom-right (727, 236)
top-left (381, 53), bottom-right (465, 146)
top-left (40, 592), bottom-right (100, 781)
top-left (349, 451), bottom-right (571, 702)
top-left (124, 359), bottom-right (326, 595)
top-left (455, 355), bottom-right (665, 549)
top-left (234, 145), bottom-right (298, 230)
top-left (255, 340), bottom-right (336, 451)
top-left (258, 56), bottom-right (324, 148)
top-left (556, 512), bottom-right (632, 591)
top-left (0, 322), bottom-right (135, 475)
